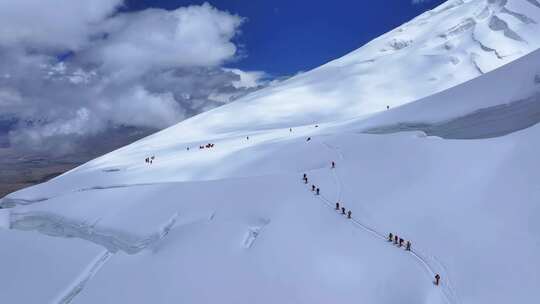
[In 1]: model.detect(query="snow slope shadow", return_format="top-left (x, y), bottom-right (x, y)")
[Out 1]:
top-left (364, 91), bottom-right (540, 139)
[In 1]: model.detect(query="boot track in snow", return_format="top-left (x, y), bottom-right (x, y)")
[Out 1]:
top-left (303, 138), bottom-right (460, 304)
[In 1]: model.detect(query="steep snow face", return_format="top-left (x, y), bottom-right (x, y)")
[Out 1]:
top-left (156, 0), bottom-right (540, 137)
top-left (351, 47), bottom-right (540, 139)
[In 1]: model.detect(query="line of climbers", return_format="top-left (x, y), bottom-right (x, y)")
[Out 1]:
top-left (303, 160), bottom-right (442, 287)
top-left (387, 232), bottom-right (412, 251)
top-left (200, 143), bottom-right (215, 149)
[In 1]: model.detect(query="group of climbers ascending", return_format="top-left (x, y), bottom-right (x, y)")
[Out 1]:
top-left (335, 202), bottom-right (352, 218)
top-left (388, 233), bottom-right (440, 285)
top-left (303, 156), bottom-right (442, 288)
top-left (144, 156), bottom-right (155, 164)
top-left (200, 143), bottom-right (215, 149)
top-left (388, 232), bottom-right (411, 251)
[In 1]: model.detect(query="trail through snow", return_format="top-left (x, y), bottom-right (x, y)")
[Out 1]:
top-left (309, 138), bottom-right (459, 304)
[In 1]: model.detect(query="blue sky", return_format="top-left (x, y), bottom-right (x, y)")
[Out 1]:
top-left (125, 0), bottom-right (446, 76)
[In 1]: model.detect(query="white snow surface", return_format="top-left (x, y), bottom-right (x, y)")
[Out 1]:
top-left (2, 0), bottom-right (540, 303)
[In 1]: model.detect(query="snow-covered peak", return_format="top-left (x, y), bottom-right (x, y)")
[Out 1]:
top-left (152, 0), bottom-right (540, 139)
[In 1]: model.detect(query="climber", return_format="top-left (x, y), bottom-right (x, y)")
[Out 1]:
top-left (312, 185), bottom-right (316, 191)
top-left (387, 105), bottom-right (390, 110)
top-left (347, 210), bottom-right (352, 219)
top-left (186, 147), bottom-right (190, 151)
top-left (303, 173), bottom-right (307, 180)
top-left (306, 137), bottom-right (311, 142)
top-left (331, 161), bottom-right (335, 169)
top-left (289, 128), bottom-right (292, 132)
top-left (399, 238), bottom-right (404, 247)
top-left (304, 177), bottom-right (308, 184)
top-left (145, 157), bottom-right (149, 163)
top-left (394, 235), bottom-right (399, 245)
top-left (406, 241), bottom-right (411, 251)
top-left (246, 136), bottom-right (249, 140)
top-left (388, 233), bottom-right (393, 242)
top-left (316, 188), bottom-right (320, 195)
top-left (341, 207), bottom-right (346, 215)
top-left (336, 202), bottom-right (340, 210)
top-left (434, 274), bottom-right (441, 286)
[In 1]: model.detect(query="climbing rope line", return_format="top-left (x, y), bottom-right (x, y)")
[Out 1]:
top-left (302, 138), bottom-right (458, 304)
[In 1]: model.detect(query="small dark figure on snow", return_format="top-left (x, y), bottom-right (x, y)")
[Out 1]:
top-left (187, 147), bottom-right (190, 151)
top-left (304, 178), bottom-right (308, 184)
top-left (331, 161), bottom-right (335, 169)
top-left (434, 274), bottom-right (441, 286)
top-left (200, 145), bottom-right (204, 149)
top-left (347, 210), bottom-right (352, 219)
top-left (336, 202), bottom-right (340, 210)
top-left (290, 128), bottom-right (292, 132)
top-left (394, 235), bottom-right (398, 245)
top-left (388, 233), bottom-right (393, 242)
top-left (341, 207), bottom-right (346, 215)
top-left (306, 137), bottom-right (311, 142)
top-left (303, 173), bottom-right (307, 179)
top-left (315, 125), bottom-right (319, 128)
top-left (312, 185), bottom-right (316, 191)
top-left (316, 188), bottom-right (320, 195)
top-left (387, 105), bottom-right (390, 110)
top-left (399, 238), bottom-right (404, 247)
top-left (246, 136), bottom-right (249, 140)
top-left (406, 241), bottom-right (411, 251)
top-left (145, 158), bottom-right (149, 163)
top-left (151, 156), bottom-right (155, 160)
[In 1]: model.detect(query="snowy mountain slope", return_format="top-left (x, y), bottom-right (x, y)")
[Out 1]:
top-left (141, 0), bottom-right (540, 138)
top-left (2, 120), bottom-right (540, 304)
top-left (9, 47), bottom-right (537, 203)
top-left (2, 0), bottom-right (540, 303)
top-left (346, 47), bottom-right (540, 138)
top-left (2, 47), bottom-right (540, 302)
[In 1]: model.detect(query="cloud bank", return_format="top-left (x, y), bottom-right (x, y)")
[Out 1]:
top-left (0, 1), bottom-right (268, 155)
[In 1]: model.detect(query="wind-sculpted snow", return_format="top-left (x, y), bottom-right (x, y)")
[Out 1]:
top-left (10, 211), bottom-right (178, 254)
top-left (347, 48), bottom-right (540, 138)
top-left (364, 93), bottom-right (540, 139)
top-left (54, 250), bottom-right (112, 304)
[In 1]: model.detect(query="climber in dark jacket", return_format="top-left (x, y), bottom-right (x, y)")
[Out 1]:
top-left (434, 274), bottom-right (441, 286)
